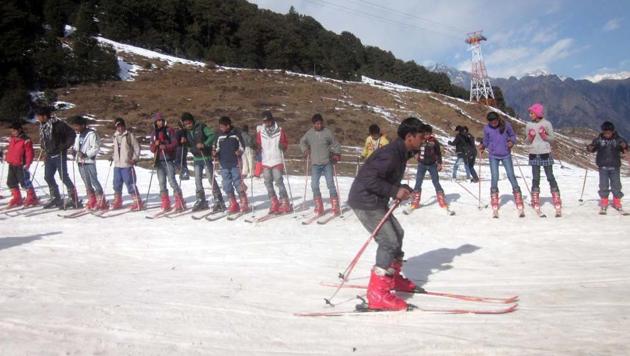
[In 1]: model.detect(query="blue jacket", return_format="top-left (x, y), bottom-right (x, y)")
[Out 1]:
top-left (483, 122), bottom-right (516, 159)
top-left (215, 128), bottom-right (243, 169)
top-left (348, 139), bottom-right (411, 210)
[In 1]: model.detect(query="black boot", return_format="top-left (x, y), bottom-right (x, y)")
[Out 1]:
top-left (63, 187), bottom-right (83, 210)
top-left (212, 199), bottom-right (226, 213)
top-left (192, 191), bottom-right (208, 212)
top-left (43, 187), bottom-right (62, 209)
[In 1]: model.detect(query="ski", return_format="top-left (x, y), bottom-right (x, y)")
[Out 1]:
top-left (301, 210), bottom-right (330, 225)
top-left (166, 208), bottom-right (194, 219)
top-left (517, 208), bottom-right (525, 218)
top-left (532, 206), bottom-right (547, 218)
top-left (227, 211), bottom-right (250, 221)
top-left (23, 208), bottom-right (64, 217)
top-left (205, 212), bottom-right (230, 221)
top-left (2, 205), bottom-right (40, 216)
top-left (192, 210), bottom-right (221, 220)
top-left (599, 207), bottom-right (607, 215)
top-left (612, 207), bottom-right (629, 216)
top-left (245, 212), bottom-right (285, 224)
top-left (145, 209), bottom-right (172, 219)
top-left (316, 207), bottom-right (350, 225)
top-left (402, 205), bottom-right (418, 215)
top-left (295, 302), bottom-right (518, 317)
top-left (57, 209), bottom-right (92, 218)
top-left (319, 282), bottom-right (518, 304)
top-left (442, 205), bottom-right (456, 216)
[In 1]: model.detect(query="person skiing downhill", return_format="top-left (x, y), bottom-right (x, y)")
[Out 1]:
top-left (587, 121), bottom-right (629, 213)
top-left (348, 117), bottom-right (429, 311)
top-left (110, 118), bottom-right (143, 211)
top-left (180, 112), bottom-right (225, 212)
top-left (525, 103), bottom-right (562, 216)
top-left (409, 124), bottom-right (447, 210)
top-left (69, 115), bottom-right (108, 211)
top-left (479, 111), bottom-right (524, 217)
top-left (150, 113), bottom-right (186, 212)
top-left (214, 116), bottom-right (249, 214)
top-left (35, 106), bottom-right (80, 209)
top-left (299, 113), bottom-right (342, 216)
top-left (257, 111), bottom-right (292, 214)
top-left (4, 122), bottom-right (39, 208)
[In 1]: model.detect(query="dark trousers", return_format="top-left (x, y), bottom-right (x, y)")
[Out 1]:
top-left (467, 156), bottom-right (479, 181)
top-left (6, 165), bottom-right (33, 190)
top-left (354, 208), bottom-right (404, 270)
top-left (531, 165), bottom-right (558, 192)
top-left (44, 153), bottom-right (74, 195)
top-left (599, 167), bottom-right (623, 198)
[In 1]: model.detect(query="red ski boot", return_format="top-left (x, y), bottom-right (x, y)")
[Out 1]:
top-left (330, 196), bottom-right (341, 215)
top-left (7, 188), bottom-right (23, 208)
top-left (531, 190), bottom-right (541, 209)
top-left (390, 259), bottom-right (423, 293)
top-left (513, 189), bottom-right (525, 217)
top-left (366, 267), bottom-right (408, 311)
top-left (160, 192), bottom-right (172, 212)
top-left (410, 191), bottom-right (421, 209)
top-left (130, 193), bottom-right (143, 211)
top-left (111, 193), bottom-right (123, 210)
top-left (96, 194), bottom-right (109, 211)
top-left (313, 196), bottom-right (325, 216)
top-left (239, 192), bottom-right (250, 212)
top-left (85, 192), bottom-right (97, 210)
top-left (436, 191), bottom-right (447, 208)
top-left (227, 195), bottom-right (240, 214)
top-left (174, 192), bottom-right (186, 212)
top-left (612, 197), bottom-right (623, 210)
top-left (269, 196), bottom-right (281, 214)
top-left (491, 191), bottom-right (500, 218)
top-left (551, 190), bottom-right (562, 217)
top-left (279, 197), bottom-right (293, 214)
top-left (23, 188), bottom-right (39, 207)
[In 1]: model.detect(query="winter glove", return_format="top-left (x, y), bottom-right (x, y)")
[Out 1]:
top-left (437, 163), bottom-right (443, 172)
top-left (507, 141), bottom-right (514, 149)
top-left (331, 154), bottom-right (341, 164)
top-left (76, 151), bottom-right (86, 159)
top-left (396, 185), bottom-right (413, 201)
top-left (538, 126), bottom-right (548, 141)
top-left (126, 159), bottom-right (135, 165)
top-left (527, 128), bottom-right (536, 142)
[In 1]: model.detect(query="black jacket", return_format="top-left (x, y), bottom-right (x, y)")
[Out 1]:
top-left (418, 136), bottom-right (442, 165)
top-left (40, 118), bottom-right (76, 155)
top-left (448, 133), bottom-right (469, 159)
top-left (348, 138), bottom-right (411, 210)
top-left (588, 133), bottom-right (628, 168)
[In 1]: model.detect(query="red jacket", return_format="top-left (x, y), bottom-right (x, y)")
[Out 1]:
top-left (150, 126), bottom-right (177, 160)
top-left (6, 133), bottom-right (34, 167)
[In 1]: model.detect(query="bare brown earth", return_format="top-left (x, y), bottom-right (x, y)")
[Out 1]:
top-left (2, 52), bottom-right (622, 175)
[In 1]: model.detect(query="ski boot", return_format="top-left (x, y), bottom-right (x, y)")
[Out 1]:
top-left (239, 191), bottom-right (250, 213)
top-left (366, 266), bottom-right (408, 311)
top-left (513, 188), bottom-right (525, 218)
top-left (551, 190), bottom-right (562, 217)
top-left (269, 196), bottom-right (281, 214)
top-left (85, 192), bottom-right (97, 210)
top-left (63, 188), bottom-right (83, 210)
top-left (111, 193), bottom-right (123, 210)
top-left (192, 191), bottom-right (208, 212)
top-left (7, 188), bottom-right (23, 208)
top-left (96, 194), bottom-right (109, 211)
top-left (390, 259), bottom-right (424, 293)
top-left (227, 194), bottom-right (240, 214)
top-left (173, 191), bottom-right (186, 212)
top-left (43, 188), bottom-right (63, 209)
top-left (160, 192), bottom-right (172, 212)
top-left (436, 191), bottom-right (447, 209)
top-left (130, 193), bottom-right (144, 211)
top-left (490, 190), bottom-right (500, 218)
top-left (23, 188), bottom-right (39, 207)
top-left (531, 189), bottom-right (541, 210)
top-left (599, 197), bottom-right (609, 215)
top-left (313, 196), bottom-right (325, 216)
top-left (279, 197), bottom-right (293, 214)
top-left (330, 196), bottom-right (341, 215)
top-left (410, 191), bottom-right (421, 210)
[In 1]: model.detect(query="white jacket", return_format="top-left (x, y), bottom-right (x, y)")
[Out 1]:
top-left (73, 129), bottom-right (100, 164)
top-left (113, 130), bottom-right (141, 168)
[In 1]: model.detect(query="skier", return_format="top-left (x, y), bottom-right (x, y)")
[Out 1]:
top-left (479, 111), bottom-right (524, 217)
top-left (348, 117), bottom-right (429, 311)
top-left (256, 111), bottom-right (292, 214)
top-left (111, 118), bottom-right (143, 211)
top-left (525, 103), bottom-right (562, 216)
top-left (214, 116), bottom-right (249, 213)
top-left (174, 119), bottom-right (190, 181)
top-left (35, 106), bottom-right (80, 209)
top-left (240, 124), bottom-right (255, 179)
top-left (150, 113), bottom-right (186, 212)
top-left (4, 122), bottom-right (39, 208)
top-left (180, 112), bottom-right (225, 212)
top-left (449, 126), bottom-right (472, 181)
top-left (68, 115), bottom-right (108, 211)
top-left (587, 121), bottom-right (629, 213)
top-left (361, 124), bottom-right (389, 160)
top-left (299, 113), bottom-right (342, 216)
top-left (462, 126), bottom-right (480, 183)
top-left (410, 124), bottom-right (448, 210)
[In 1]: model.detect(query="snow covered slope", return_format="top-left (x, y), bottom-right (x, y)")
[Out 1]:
top-left (1, 160), bottom-right (629, 354)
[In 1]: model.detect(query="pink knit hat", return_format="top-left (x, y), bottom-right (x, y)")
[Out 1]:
top-left (528, 103), bottom-right (544, 118)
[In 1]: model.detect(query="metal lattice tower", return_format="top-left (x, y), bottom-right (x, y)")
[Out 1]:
top-left (466, 31), bottom-right (495, 105)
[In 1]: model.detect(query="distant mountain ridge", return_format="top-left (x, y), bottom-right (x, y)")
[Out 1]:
top-left (431, 65), bottom-right (630, 137)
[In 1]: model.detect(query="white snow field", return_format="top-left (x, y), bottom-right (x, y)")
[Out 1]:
top-left (1, 159), bottom-right (629, 355)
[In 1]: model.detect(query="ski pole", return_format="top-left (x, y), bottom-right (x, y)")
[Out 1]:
top-left (30, 148), bottom-right (43, 191)
top-left (355, 155), bottom-right (360, 176)
top-left (59, 151), bottom-right (67, 209)
top-left (100, 160), bottom-right (113, 208)
top-left (578, 168), bottom-right (588, 203)
top-left (0, 156), bottom-right (5, 197)
top-left (280, 150), bottom-right (294, 211)
top-left (71, 153), bottom-right (79, 209)
top-left (300, 154), bottom-right (310, 213)
top-left (145, 154), bottom-right (158, 206)
top-left (478, 150), bottom-right (483, 210)
top-left (161, 149), bottom-right (178, 196)
top-left (200, 150), bottom-right (214, 209)
top-left (332, 161), bottom-right (342, 205)
top-left (325, 200), bottom-right (401, 307)
top-left (514, 155), bottom-right (536, 212)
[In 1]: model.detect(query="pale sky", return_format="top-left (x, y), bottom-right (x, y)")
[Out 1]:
top-left (248, 0), bottom-right (630, 79)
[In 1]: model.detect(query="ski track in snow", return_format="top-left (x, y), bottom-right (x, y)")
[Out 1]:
top-left (1, 159), bottom-right (629, 354)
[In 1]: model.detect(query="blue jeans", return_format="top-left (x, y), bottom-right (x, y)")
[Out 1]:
top-left (156, 160), bottom-right (181, 195)
top-left (263, 166), bottom-right (288, 199)
top-left (489, 156), bottom-right (520, 193)
top-left (44, 153), bottom-right (74, 195)
top-left (598, 167), bottom-right (623, 198)
top-left (78, 163), bottom-right (103, 195)
top-left (113, 167), bottom-right (140, 195)
top-left (193, 159), bottom-right (222, 199)
top-left (220, 167), bottom-right (243, 197)
top-left (414, 163), bottom-right (443, 193)
top-left (311, 163), bottom-right (337, 198)
top-left (452, 157), bottom-right (471, 179)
